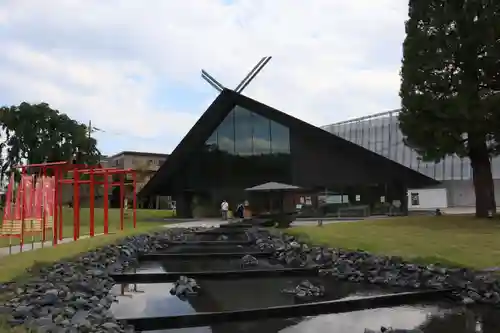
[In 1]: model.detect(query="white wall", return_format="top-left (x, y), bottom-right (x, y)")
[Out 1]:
top-left (426, 179), bottom-right (500, 207)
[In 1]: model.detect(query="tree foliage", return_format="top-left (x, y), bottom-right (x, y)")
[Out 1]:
top-left (399, 0), bottom-right (500, 217)
top-left (0, 102), bottom-right (100, 181)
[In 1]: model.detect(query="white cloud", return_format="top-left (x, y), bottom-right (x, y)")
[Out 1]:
top-left (0, 0), bottom-right (408, 154)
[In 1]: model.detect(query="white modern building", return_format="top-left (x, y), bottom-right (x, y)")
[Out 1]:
top-left (322, 110), bottom-right (500, 207)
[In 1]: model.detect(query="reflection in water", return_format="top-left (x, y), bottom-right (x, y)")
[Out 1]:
top-left (278, 306), bottom-right (436, 332)
top-left (110, 262), bottom-right (500, 333)
top-left (111, 263), bottom-right (196, 319)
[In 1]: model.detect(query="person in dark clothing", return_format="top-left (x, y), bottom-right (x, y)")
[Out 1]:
top-left (236, 203), bottom-right (244, 218)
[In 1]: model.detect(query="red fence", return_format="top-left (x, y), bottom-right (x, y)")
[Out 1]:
top-left (0, 161), bottom-right (137, 254)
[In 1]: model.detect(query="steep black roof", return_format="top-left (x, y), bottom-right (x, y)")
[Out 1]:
top-left (140, 89), bottom-right (438, 196)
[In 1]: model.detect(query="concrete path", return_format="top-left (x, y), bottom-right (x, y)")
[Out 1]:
top-left (0, 217), bottom-right (366, 257)
top-left (0, 233), bottom-right (105, 257)
top-left (162, 218), bottom-right (367, 228)
top-left (163, 220), bottom-right (229, 229)
top-left (292, 219), bottom-right (364, 226)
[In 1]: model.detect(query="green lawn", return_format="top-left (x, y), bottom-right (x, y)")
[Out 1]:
top-left (0, 222), bottom-right (165, 283)
top-left (0, 208), bottom-right (174, 247)
top-left (288, 216), bottom-right (500, 269)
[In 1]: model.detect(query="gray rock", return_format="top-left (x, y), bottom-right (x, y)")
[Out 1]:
top-left (249, 229), bottom-right (500, 307)
top-left (101, 322), bottom-right (121, 330)
top-left (281, 279), bottom-right (325, 300)
top-left (240, 254), bottom-right (258, 268)
top-left (169, 276), bottom-right (200, 299)
top-left (0, 230), bottom-right (176, 331)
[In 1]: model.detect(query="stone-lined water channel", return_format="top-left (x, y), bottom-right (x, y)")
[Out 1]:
top-left (110, 226), bottom-right (500, 332)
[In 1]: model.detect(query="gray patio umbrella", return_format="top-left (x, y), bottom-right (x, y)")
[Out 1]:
top-left (245, 182), bottom-right (301, 192)
top-left (245, 182), bottom-right (302, 212)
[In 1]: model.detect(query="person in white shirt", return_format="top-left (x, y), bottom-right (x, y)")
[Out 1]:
top-left (221, 200), bottom-right (229, 220)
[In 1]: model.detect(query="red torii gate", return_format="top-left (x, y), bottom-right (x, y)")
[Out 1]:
top-left (56, 165), bottom-right (137, 243)
top-left (10, 161), bottom-right (137, 247)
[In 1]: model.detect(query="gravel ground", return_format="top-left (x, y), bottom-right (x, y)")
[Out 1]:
top-left (0, 226), bottom-right (499, 332)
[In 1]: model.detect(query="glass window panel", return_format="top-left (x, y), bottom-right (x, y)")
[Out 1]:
top-left (435, 161), bottom-right (444, 180)
top-left (492, 156), bottom-right (500, 179)
top-left (352, 122), bottom-right (358, 142)
top-left (358, 121), bottom-right (364, 146)
top-left (390, 118), bottom-right (400, 161)
top-left (373, 118), bottom-right (381, 154)
top-left (206, 130), bottom-right (217, 145)
top-left (402, 146), bottom-right (411, 167)
top-left (346, 122), bottom-right (352, 141)
top-left (444, 156), bottom-right (453, 180)
top-left (451, 156), bottom-right (462, 180)
top-left (378, 118), bottom-right (385, 155)
top-left (381, 117), bottom-right (390, 157)
top-left (216, 111), bottom-right (235, 154)
top-left (351, 122), bottom-right (359, 145)
top-left (252, 112), bottom-right (271, 155)
top-left (418, 161), bottom-right (428, 176)
top-left (361, 122), bottom-right (369, 148)
top-left (270, 120), bottom-right (290, 154)
top-left (421, 162), bottom-right (435, 178)
top-left (205, 130), bottom-right (218, 152)
top-left (353, 122), bottom-right (359, 143)
top-left (234, 106), bottom-right (253, 156)
top-left (462, 158), bottom-right (471, 180)
top-left (409, 149), bottom-right (420, 171)
top-left (415, 158), bottom-right (422, 173)
top-left (368, 119), bottom-right (375, 151)
top-left (336, 124), bottom-right (344, 138)
top-left (396, 142), bottom-right (405, 165)
top-left (358, 121), bottom-right (365, 146)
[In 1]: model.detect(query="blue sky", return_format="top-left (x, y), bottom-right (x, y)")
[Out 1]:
top-left (0, 0), bottom-right (408, 156)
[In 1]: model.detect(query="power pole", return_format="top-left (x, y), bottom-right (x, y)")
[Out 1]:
top-left (88, 120), bottom-right (92, 161)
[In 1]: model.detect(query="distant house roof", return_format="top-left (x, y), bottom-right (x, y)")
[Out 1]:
top-left (107, 151), bottom-right (169, 159)
top-left (140, 89), bottom-right (438, 197)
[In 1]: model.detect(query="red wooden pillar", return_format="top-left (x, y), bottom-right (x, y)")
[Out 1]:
top-left (119, 173), bottom-right (124, 231)
top-left (20, 167), bottom-right (26, 252)
top-left (103, 171), bottom-right (109, 234)
top-left (53, 168), bottom-right (59, 245)
top-left (132, 171), bottom-right (137, 229)
top-left (73, 168), bottom-right (79, 241)
top-left (58, 174), bottom-right (63, 241)
top-left (89, 169), bottom-right (95, 237)
top-left (41, 167), bottom-right (47, 244)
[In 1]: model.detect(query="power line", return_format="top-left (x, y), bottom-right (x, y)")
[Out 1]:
top-left (87, 121), bottom-right (160, 141)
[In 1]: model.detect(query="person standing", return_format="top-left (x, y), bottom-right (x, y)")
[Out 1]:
top-left (236, 202), bottom-right (244, 218)
top-left (221, 200), bottom-right (229, 220)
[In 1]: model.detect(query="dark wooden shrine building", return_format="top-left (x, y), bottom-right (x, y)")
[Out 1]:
top-left (139, 89), bottom-right (437, 218)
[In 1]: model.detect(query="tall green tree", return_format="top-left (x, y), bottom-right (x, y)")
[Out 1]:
top-left (399, 0), bottom-right (500, 217)
top-left (0, 102), bottom-right (100, 180)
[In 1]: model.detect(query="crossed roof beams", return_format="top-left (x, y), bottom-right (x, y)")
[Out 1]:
top-left (201, 56), bottom-right (272, 93)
